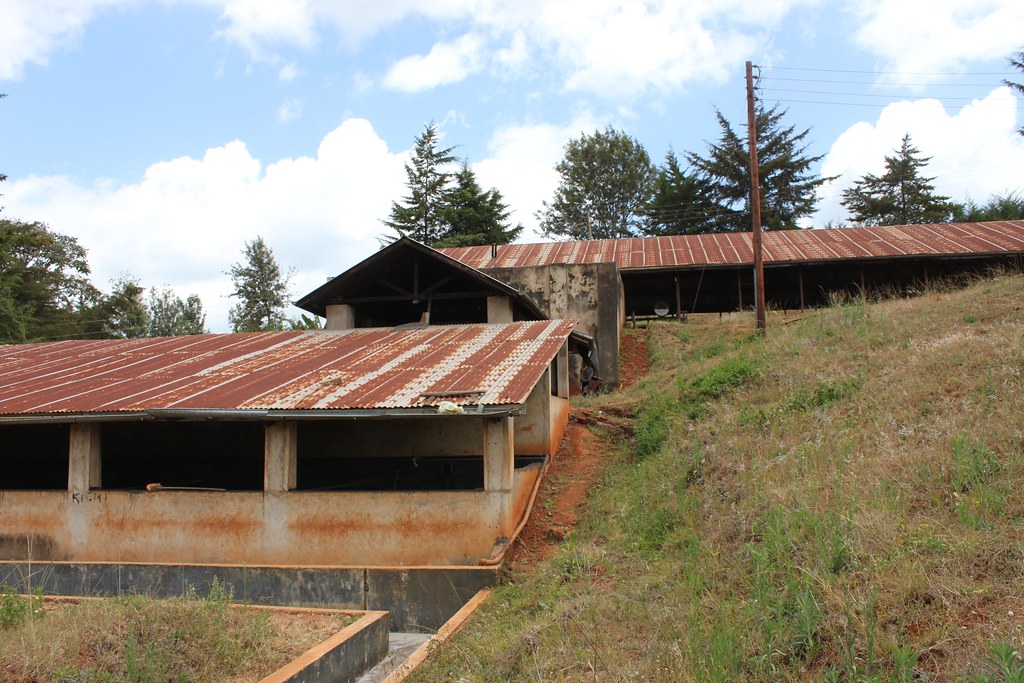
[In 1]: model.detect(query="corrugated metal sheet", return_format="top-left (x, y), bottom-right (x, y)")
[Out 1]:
top-left (0, 320), bottom-right (576, 416)
top-left (442, 221), bottom-right (1024, 270)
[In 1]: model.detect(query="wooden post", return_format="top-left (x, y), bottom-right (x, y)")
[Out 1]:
top-left (674, 275), bottom-right (682, 321)
top-left (799, 267), bottom-right (805, 312)
top-left (746, 61), bottom-right (767, 334)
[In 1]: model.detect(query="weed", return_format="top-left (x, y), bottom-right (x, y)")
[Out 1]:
top-left (952, 434), bottom-right (1000, 493)
top-left (633, 395), bottom-right (674, 461)
top-left (970, 642), bottom-right (1024, 683)
top-left (683, 356), bottom-right (759, 401)
top-left (0, 585), bottom-right (42, 629)
top-left (786, 375), bottom-right (861, 412)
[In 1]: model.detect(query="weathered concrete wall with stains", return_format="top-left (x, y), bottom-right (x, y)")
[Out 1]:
top-left (0, 463), bottom-right (540, 567)
top-left (485, 263), bottom-right (623, 385)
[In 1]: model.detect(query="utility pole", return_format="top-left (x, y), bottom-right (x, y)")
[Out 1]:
top-left (746, 60), bottom-right (767, 334)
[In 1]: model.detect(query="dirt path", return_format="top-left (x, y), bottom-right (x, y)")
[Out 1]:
top-left (506, 330), bottom-right (648, 568)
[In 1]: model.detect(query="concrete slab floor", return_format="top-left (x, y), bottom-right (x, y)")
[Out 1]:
top-left (355, 632), bottom-right (432, 683)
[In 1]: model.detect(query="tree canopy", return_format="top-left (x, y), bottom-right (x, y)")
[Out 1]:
top-left (382, 124), bottom-right (522, 249)
top-left (538, 127), bottom-right (655, 240)
top-left (382, 123), bottom-right (458, 246)
top-left (148, 286), bottom-right (207, 336)
top-left (227, 236), bottom-right (292, 332)
top-left (642, 151), bottom-right (717, 236)
top-left (433, 162), bottom-right (522, 248)
top-left (0, 218), bottom-right (99, 343)
top-left (685, 104), bottom-right (831, 232)
top-left (840, 134), bottom-right (955, 226)
top-left (1007, 48), bottom-right (1024, 136)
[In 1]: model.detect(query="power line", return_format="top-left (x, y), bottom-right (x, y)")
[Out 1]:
top-left (761, 65), bottom-right (1016, 76)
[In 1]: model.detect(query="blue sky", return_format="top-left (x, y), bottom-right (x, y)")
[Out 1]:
top-left (2, 0), bottom-right (1023, 331)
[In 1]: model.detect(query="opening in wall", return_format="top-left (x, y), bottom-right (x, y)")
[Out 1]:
top-left (0, 424), bottom-right (69, 490)
top-left (101, 422), bottom-right (263, 491)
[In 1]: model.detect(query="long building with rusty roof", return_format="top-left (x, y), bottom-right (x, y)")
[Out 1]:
top-left (0, 243), bottom-right (583, 627)
top-left (439, 222), bottom-right (1024, 386)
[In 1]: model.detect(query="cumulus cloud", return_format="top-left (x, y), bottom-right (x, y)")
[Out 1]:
top-left (383, 33), bottom-right (484, 92)
top-left (473, 112), bottom-right (604, 239)
top-left (0, 0), bottom-right (128, 80)
top-left (852, 0), bottom-right (1024, 79)
top-left (815, 87), bottom-right (1024, 225)
top-left (4, 119), bottom-right (408, 331)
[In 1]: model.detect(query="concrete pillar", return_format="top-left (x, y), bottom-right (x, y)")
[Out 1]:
top-left (264, 421), bottom-right (297, 493)
top-left (486, 296), bottom-right (514, 324)
top-left (483, 416), bottom-right (514, 534)
top-left (554, 342), bottom-right (569, 398)
top-left (68, 423), bottom-right (101, 495)
top-left (325, 304), bottom-right (355, 330)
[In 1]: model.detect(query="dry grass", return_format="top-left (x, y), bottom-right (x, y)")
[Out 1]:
top-left (0, 583), bottom-right (357, 682)
top-left (411, 271), bottom-right (1024, 682)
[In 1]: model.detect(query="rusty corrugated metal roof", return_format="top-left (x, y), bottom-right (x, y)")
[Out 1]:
top-left (0, 320), bottom-right (576, 417)
top-left (441, 221), bottom-right (1024, 270)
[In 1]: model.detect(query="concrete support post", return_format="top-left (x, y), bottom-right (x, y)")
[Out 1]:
top-left (69, 423), bottom-right (101, 495)
top-left (554, 342), bottom-right (569, 398)
top-left (265, 421), bottom-right (297, 493)
top-left (486, 296), bottom-right (514, 324)
top-left (483, 416), bottom-right (514, 534)
top-left (325, 304), bottom-right (355, 330)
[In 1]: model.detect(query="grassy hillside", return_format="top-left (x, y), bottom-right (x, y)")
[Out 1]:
top-left (412, 271), bottom-right (1024, 682)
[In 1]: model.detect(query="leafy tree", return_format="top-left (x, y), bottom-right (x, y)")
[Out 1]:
top-left (288, 313), bottom-right (324, 330)
top-left (0, 218), bottom-right (99, 343)
top-left (97, 276), bottom-right (149, 339)
top-left (148, 286), bottom-right (207, 336)
top-left (228, 236), bottom-right (293, 332)
top-left (538, 126), bottom-right (655, 240)
top-left (840, 134), bottom-right (955, 226)
top-left (433, 162), bottom-right (522, 247)
top-left (952, 190), bottom-right (1024, 222)
top-left (382, 123), bottom-right (458, 245)
top-left (642, 151), bottom-right (717, 235)
top-left (1006, 48), bottom-right (1024, 136)
top-left (686, 104), bottom-right (831, 232)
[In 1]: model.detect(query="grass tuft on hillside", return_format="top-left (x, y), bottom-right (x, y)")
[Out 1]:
top-left (412, 271), bottom-right (1024, 682)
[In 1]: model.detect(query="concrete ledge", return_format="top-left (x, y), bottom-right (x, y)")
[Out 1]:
top-left (0, 561), bottom-right (497, 631)
top-left (261, 609), bottom-right (389, 683)
top-left (381, 589), bottom-right (492, 682)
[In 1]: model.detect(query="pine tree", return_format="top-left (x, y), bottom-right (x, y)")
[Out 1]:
top-left (227, 236), bottom-right (292, 332)
top-left (433, 162), bottom-right (522, 248)
top-left (642, 151), bottom-right (717, 235)
top-left (382, 123), bottom-right (457, 245)
top-left (538, 127), bottom-right (655, 240)
top-left (686, 104), bottom-right (831, 232)
top-left (1006, 48), bottom-right (1024, 135)
top-left (840, 134), bottom-right (955, 226)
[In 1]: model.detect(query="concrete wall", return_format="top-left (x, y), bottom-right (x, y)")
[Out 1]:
top-left (0, 465), bottom-right (538, 566)
top-left (0, 562), bottom-right (496, 631)
top-left (515, 365), bottom-right (569, 457)
top-left (485, 262), bottom-right (623, 385)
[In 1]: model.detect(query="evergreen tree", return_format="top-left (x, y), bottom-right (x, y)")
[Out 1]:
top-left (686, 104), bottom-right (831, 232)
top-left (433, 162), bottom-right (522, 248)
top-left (1006, 48), bottom-right (1024, 136)
top-left (382, 123), bottom-right (457, 245)
top-left (148, 286), bottom-right (207, 336)
top-left (538, 127), bottom-right (655, 240)
top-left (227, 236), bottom-right (292, 332)
top-left (951, 190), bottom-right (1024, 222)
top-left (840, 134), bottom-right (955, 226)
top-left (98, 276), bottom-right (149, 339)
top-left (642, 151), bottom-right (717, 235)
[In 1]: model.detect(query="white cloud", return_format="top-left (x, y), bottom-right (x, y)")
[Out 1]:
top-left (277, 62), bottom-right (300, 81)
top-left (0, 0), bottom-right (128, 80)
top-left (382, 33), bottom-right (484, 92)
top-left (4, 118), bottom-right (408, 331)
top-left (815, 87), bottom-right (1024, 226)
top-left (473, 112), bottom-right (603, 239)
top-left (276, 97), bottom-right (303, 122)
top-left (852, 0), bottom-right (1024, 79)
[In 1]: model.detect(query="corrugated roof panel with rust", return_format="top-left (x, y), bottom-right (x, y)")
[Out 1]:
top-left (440, 221), bottom-right (1024, 270)
top-left (0, 320), bottom-right (576, 417)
